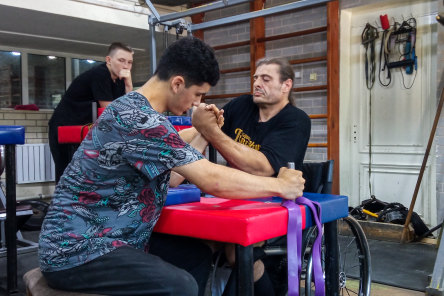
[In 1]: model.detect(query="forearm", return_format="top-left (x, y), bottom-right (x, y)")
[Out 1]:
top-left (174, 159), bottom-right (283, 199)
top-left (125, 83), bottom-right (133, 93)
top-left (204, 128), bottom-right (274, 176)
top-left (178, 127), bottom-right (200, 143)
top-left (169, 133), bottom-right (209, 187)
top-left (98, 100), bottom-right (112, 108)
top-left (124, 75), bottom-right (133, 93)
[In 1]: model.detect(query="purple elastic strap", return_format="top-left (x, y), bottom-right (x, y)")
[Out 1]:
top-left (282, 197), bottom-right (324, 296)
top-left (297, 197), bottom-right (324, 296)
top-left (282, 200), bottom-right (302, 295)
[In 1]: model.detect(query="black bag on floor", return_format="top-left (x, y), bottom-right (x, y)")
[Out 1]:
top-left (351, 196), bottom-right (430, 237)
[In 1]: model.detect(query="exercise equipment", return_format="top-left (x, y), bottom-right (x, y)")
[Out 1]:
top-left (0, 125), bottom-right (25, 293)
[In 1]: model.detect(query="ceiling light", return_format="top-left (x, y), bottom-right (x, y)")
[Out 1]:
top-left (48, 56), bottom-right (56, 59)
top-left (11, 52), bottom-right (21, 56)
top-left (86, 60), bottom-right (95, 64)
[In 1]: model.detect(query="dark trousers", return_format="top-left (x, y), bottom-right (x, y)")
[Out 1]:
top-left (43, 233), bottom-right (213, 296)
top-left (48, 123), bottom-right (77, 184)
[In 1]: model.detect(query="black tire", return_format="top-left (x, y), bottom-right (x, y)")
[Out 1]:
top-left (17, 200), bottom-right (49, 231)
top-left (304, 216), bottom-right (372, 296)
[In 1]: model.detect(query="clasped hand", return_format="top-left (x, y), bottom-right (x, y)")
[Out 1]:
top-left (192, 103), bottom-right (224, 135)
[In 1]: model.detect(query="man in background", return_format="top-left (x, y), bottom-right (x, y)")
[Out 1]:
top-left (48, 42), bottom-right (134, 183)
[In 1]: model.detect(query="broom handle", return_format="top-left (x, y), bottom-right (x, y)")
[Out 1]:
top-left (401, 87), bottom-right (444, 242)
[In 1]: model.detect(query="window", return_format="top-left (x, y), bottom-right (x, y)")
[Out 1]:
top-left (0, 51), bottom-right (21, 108)
top-left (28, 54), bottom-right (65, 109)
top-left (71, 58), bottom-right (104, 79)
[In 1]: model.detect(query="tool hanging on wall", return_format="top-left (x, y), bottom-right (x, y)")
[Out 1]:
top-left (362, 23), bottom-right (379, 90)
top-left (379, 16), bottom-right (418, 88)
top-left (378, 14), bottom-right (393, 86)
top-left (361, 23), bottom-right (379, 199)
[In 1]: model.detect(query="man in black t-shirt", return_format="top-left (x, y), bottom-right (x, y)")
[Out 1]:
top-left (193, 58), bottom-right (310, 173)
top-left (48, 42), bottom-right (134, 183)
top-left (191, 58), bottom-right (311, 296)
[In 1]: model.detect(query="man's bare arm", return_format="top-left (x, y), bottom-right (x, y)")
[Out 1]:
top-left (192, 104), bottom-right (274, 176)
top-left (172, 158), bottom-right (304, 200)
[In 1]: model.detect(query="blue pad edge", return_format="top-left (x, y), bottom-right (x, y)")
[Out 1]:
top-left (0, 126), bottom-right (25, 145)
top-left (165, 184), bottom-right (201, 206)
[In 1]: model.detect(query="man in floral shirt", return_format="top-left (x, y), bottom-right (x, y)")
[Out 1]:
top-left (39, 37), bottom-right (305, 296)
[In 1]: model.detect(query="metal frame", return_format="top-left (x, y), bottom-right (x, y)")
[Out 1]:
top-left (143, 2), bottom-right (337, 295)
top-left (144, 0), bottom-right (330, 74)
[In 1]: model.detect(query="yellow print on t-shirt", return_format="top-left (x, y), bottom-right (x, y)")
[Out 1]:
top-left (234, 128), bottom-right (261, 151)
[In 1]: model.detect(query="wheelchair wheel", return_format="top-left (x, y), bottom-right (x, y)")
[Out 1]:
top-left (304, 216), bottom-right (371, 296)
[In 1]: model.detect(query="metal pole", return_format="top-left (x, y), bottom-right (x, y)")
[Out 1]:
top-left (156, 0), bottom-right (252, 23)
top-left (401, 86), bottom-right (444, 242)
top-left (324, 220), bottom-right (339, 296)
top-left (144, 0), bottom-right (160, 22)
top-left (191, 0), bottom-right (330, 31)
top-left (235, 244), bottom-right (253, 296)
top-left (5, 144), bottom-right (18, 293)
top-left (149, 16), bottom-right (157, 75)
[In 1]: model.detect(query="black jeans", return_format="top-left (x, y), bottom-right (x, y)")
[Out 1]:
top-left (43, 233), bottom-right (213, 296)
top-left (48, 123), bottom-right (77, 184)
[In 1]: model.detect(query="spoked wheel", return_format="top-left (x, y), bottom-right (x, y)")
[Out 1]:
top-left (303, 216), bottom-right (372, 296)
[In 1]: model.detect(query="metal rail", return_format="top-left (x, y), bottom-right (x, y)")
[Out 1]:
top-left (145, 0), bottom-right (331, 73)
top-left (190, 0), bottom-right (330, 32)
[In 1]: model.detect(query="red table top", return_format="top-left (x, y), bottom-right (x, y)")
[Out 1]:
top-left (154, 197), bottom-right (306, 246)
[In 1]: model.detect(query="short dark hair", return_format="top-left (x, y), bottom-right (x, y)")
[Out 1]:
top-left (155, 36), bottom-right (220, 87)
top-left (107, 42), bottom-right (134, 56)
top-left (256, 58), bottom-right (294, 99)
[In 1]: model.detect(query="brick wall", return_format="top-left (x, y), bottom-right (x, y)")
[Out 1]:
top-left (203, 0), bottom-right (329, 163)
top-left (0, 109), bottom-right (54, 200)
top-left (201, 0), bottom-right (443, 224)
top-left (0, 109), bottom-right (52, 144)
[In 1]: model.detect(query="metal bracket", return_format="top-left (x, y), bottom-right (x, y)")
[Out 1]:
top-left (144, 0), bottom-right (160, 23)
top-left (426, 236), bottom-right (444, 296)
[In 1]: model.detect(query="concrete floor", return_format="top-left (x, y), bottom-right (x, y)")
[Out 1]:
top-left (370, 282), bottom-right (425, 296)
top-left (0, 230), bottom-right (435, 295)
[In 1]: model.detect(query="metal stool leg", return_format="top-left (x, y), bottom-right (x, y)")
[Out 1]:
top-left (5, 144), bottom-right (18, 293)
top-left (324, 220), bottom-right (339, 296)
top-left (235, 244), bottom-right (253, 296)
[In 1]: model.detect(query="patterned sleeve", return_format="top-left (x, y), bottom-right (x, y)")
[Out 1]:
top-left (91, 94), bottom-right (204, 180)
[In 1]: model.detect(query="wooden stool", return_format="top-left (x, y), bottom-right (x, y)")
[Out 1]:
top-left (23, 268), bottom-right (103, 296)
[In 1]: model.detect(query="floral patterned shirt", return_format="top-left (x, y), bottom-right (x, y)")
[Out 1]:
top-left (39, 92), bottom-right (203, 272)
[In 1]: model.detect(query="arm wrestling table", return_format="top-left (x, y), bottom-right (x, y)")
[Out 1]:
top-left (58, 116), bottom-right (348, 295)
top-left (156, 192), bottom-right (348, 296)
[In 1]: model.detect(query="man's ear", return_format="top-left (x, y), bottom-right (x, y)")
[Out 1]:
top-left (105, 56), bottom-right (111, 65)
top-left (281, 79), bottom-right (293, 93)
top-left (170, 76), bottom-right (185, 94)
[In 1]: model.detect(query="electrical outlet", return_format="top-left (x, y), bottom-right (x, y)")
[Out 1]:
top-left (294, 71), bottom-right (301, 79)
top-left (310, 73), bottom-right (317, 81)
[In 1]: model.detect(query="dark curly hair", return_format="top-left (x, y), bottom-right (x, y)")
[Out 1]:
top-left (155, 36), bottom-right (220, 87)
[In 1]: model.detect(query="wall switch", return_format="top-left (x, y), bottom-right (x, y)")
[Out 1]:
top-left (310, 73), bottom-right (317, 81)
top-left (294, 71), bottom-right (301, 79)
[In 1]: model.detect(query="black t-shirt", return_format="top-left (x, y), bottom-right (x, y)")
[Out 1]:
top-left (221, 94), bottom-right (311, 174)
top-left (49, 63), bottom-right (125, 126)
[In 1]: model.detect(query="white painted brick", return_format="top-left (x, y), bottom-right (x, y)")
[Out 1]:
top-left (0, 120), bottom-right (15, 125)
top-left (26, 113), bottom-right (48, 120)
top-left (25, 138), bottom-right (49, 144)
top-left (4, 113), bottom-right (26, 120)
top-left (36, 120), bottom-right (50, 127)
top-left (14, 120), bottom-right (37, 127)
top-left (26, 126), bottom-right (48, 133)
